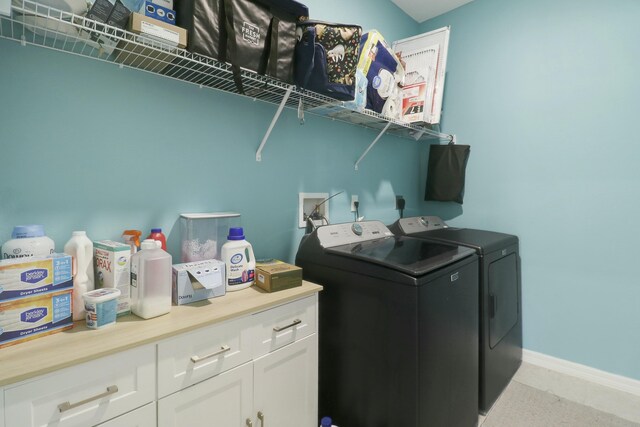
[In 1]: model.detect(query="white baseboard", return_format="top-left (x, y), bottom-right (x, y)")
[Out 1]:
top-left (523, 349), bottom-right (640, 397)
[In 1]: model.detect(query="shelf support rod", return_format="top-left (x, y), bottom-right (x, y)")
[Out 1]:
top-left (355, 122), bottom-right (392, 171)
top-left (256, 85), bottom-right (293, 162)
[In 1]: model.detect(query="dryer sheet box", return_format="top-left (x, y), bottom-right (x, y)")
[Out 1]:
top-left (0, 254), bottom-right (72, 302)
top-left (172, 259), bottom-right (225, 305)
top-left (94, 240), bottom-right (131, 316)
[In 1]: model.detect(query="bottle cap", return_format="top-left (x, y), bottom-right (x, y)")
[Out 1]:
top-left (151, 228), bottom-right (162, 233)
top-left (12, 225), bottom-right (45, 239)
top-left (141, 239), bottom-right (157, 250)
top-left (227, 227), bottom-right (245, 240)
top-left (320, 417), bottom-right (333, 427)
top-left (72, 231), bottom-right (87, 237)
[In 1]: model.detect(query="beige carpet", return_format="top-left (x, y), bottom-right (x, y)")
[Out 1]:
top-left (482, 381), bottom-right (640, 427)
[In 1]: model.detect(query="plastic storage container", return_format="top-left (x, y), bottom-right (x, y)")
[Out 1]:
top-left (147, 228), bottom-right (167, 251)
top-left (63, 231), bottom-right (95, 321)
top-left (221, 227), bottom-right (255, 292)
top-left (130, 239), bottom-right (172, 319)
top-left (2, 225), bottom-right (55, 260)
top-left (179, 212), bottom-right (240, 262)
top-left (83, 288), bottom-right (121, 329)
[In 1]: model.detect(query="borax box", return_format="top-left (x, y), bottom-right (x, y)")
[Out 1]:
top-left (94, 240), bottom-right (131, 316)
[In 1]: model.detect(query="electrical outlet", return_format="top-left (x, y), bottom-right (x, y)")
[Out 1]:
top-left (299, 192), bottom-right (329, 228)
top-left (351, 195), bottom-right (359, 212)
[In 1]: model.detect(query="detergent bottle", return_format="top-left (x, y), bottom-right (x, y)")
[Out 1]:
top-left (147, 228), bottom-right (167, 251)
top-left (221, 227), bottom-right (255, 291)
top-left (63, 231), bottom-right (95, 321)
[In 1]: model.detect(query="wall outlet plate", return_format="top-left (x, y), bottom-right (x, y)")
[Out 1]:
top-left (299, 193), bottom-right (329, 228)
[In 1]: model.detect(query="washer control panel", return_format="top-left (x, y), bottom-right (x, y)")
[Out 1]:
top-left (317, 221), bottom-right (394, 248)
top-left (397, 216), bottom-right (448, 234)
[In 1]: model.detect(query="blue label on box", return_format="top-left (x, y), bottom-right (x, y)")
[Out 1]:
top-left (52, 256), bottom-right (72, 284)
top-left (143, 0), bottom-right (176, 24)
top-left (20, 268), bottom-right (48, 284)
top-left (52, 293), bottom-right (72, 323)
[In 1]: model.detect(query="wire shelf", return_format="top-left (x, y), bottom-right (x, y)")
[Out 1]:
top-left (0, 0), bottom-right (453, 144)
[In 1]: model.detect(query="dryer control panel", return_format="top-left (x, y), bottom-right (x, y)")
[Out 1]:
top-left (397, 216), bottom-right (448, 234)
top-left (317, 221), bottom-right (394, 248)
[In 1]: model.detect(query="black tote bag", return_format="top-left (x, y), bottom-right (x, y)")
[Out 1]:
top-left (424, 144), bottom-right (471, 204)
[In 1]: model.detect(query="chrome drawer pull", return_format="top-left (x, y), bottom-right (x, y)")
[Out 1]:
top-left (258, 411), bottom-right (265, 426)
top-left (190, 345), bottom-right (231, 363)
top-left (273, 319), bottom-right (301, 332)
top-left (58, 385), bottom-right (118, 412)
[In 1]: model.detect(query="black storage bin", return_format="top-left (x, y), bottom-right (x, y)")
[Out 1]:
top-left (175, 0), bottom-right (308, 90)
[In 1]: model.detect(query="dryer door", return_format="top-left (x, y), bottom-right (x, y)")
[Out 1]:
top-left (488, 253), bottom-right (519, 348)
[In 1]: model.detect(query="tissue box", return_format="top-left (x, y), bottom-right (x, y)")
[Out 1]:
top-left (94, 240), bottom-right (131, 316)
top-left (0, 289), bottom-right (73, 349)
top-left (255, 260), bottom-right (302, 293)
top-left (0, 254), bottom-right (72, 302)
top-left (172, 259), bottom-right (225, 305)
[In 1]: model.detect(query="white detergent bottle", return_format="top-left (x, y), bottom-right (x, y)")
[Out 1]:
top-left (130, 239), bottom-right (172, 319)
top-left (221, 227), bottom-right (255, 292)
top-left (63, 231), bottom-right (95, 321)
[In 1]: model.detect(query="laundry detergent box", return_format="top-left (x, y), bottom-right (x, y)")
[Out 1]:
top-left (0, 288), bottom-right (73, 349)
top-left (94, 240), bottom-right (131, 316)
top-left (0, 254), bottom-right (72, 302)
top-left (255, 259), bottom-right (302, 293)
top-left (172, 259), bottom-right (225, 305)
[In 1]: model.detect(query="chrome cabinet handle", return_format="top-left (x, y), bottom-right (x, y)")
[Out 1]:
top-left (258, 411), bottom-right (265, 426)
top-left (246, 418), bottom-right (253, 427)
top-left (58, 385), bottom-right (118, 412)
top-left (190, 345), bottom-right (231, 363)
top-left (273, 319), bottom-right (301, 332)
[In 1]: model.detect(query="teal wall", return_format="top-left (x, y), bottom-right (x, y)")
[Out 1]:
top-left (0, 0), bottom-right (421, 263)
top-left (421, 0), bottom-right (640, 380)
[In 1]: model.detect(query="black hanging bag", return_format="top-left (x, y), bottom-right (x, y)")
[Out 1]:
top-left (425, 144), bottom-right (471, 204)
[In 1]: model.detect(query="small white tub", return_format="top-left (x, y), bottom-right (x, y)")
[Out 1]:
top-left (83, 288), bottom-right (121, 329)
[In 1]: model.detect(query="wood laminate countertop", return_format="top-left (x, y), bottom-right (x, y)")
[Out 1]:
top-left (0, 281), bottom-right (322, 387)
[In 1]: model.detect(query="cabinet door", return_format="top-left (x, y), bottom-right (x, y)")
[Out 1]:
top-left (158, 362), bottom-right (253, 427)
top-left (253, 334), bottom-right (318, 427)
top-left (0, 387), bottom-right (5, 427)
top-left (4, 345), bottom-right (155, 427)
top-left (97, 402), bottom-right (156, 427)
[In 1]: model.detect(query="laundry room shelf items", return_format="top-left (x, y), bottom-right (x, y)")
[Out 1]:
top-left (0, 0), bottom-right (455, 167)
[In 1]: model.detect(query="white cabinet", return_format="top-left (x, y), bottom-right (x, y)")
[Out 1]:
top-left (158, 295), bottom-right (319, 427)
top-left (97, 402), bottom-right (156, 427)
top-left (157, 363), bottom-right (253, 427)
top-left (4, 345), bottom-right (155, 427)
top-left (253, 335), bottom-right (318, 427)
top-left (0, 387), bottom-right (4, 427)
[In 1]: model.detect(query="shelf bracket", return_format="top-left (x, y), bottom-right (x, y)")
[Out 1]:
top-left (256, 85), bottom-right (293, 162)
top-left (355, 122), bottom-right (392, 171)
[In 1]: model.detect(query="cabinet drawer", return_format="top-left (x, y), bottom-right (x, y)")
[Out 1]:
top-left (253, 295), bottom-right (317, 358)
top-left (4, 344), bottom-right (155, 427)
top-left (97, 402), bottom-right (156, 427)
top-left (157, 316), bottom-right (252, 398)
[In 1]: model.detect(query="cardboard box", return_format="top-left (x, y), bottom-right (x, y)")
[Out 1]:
top-left (94, 240), bottom-right (131, 316)
top-left (0, 289), bottom-right (73, 349)
top-left (255, 260), bottom-right (302, 293)
top-left (114, 13), bottom-right (187, 73)
top-left (172, 259), bottom-right (225, 305)
top-left (0, 254), bottom-right (72, 302)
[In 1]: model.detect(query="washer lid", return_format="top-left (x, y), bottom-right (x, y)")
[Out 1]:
top-left (325, 235), bottom-right (475, 277)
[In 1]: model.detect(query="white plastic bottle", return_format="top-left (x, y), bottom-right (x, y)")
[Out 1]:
top-left (63, 231), bottom-right (95, 321)
top-left (2, 225), bottom-right (55, 260)
top-left (130, 239), bottom-right (172, 319)
top-left (221, 227), bottom-right (255, 292)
